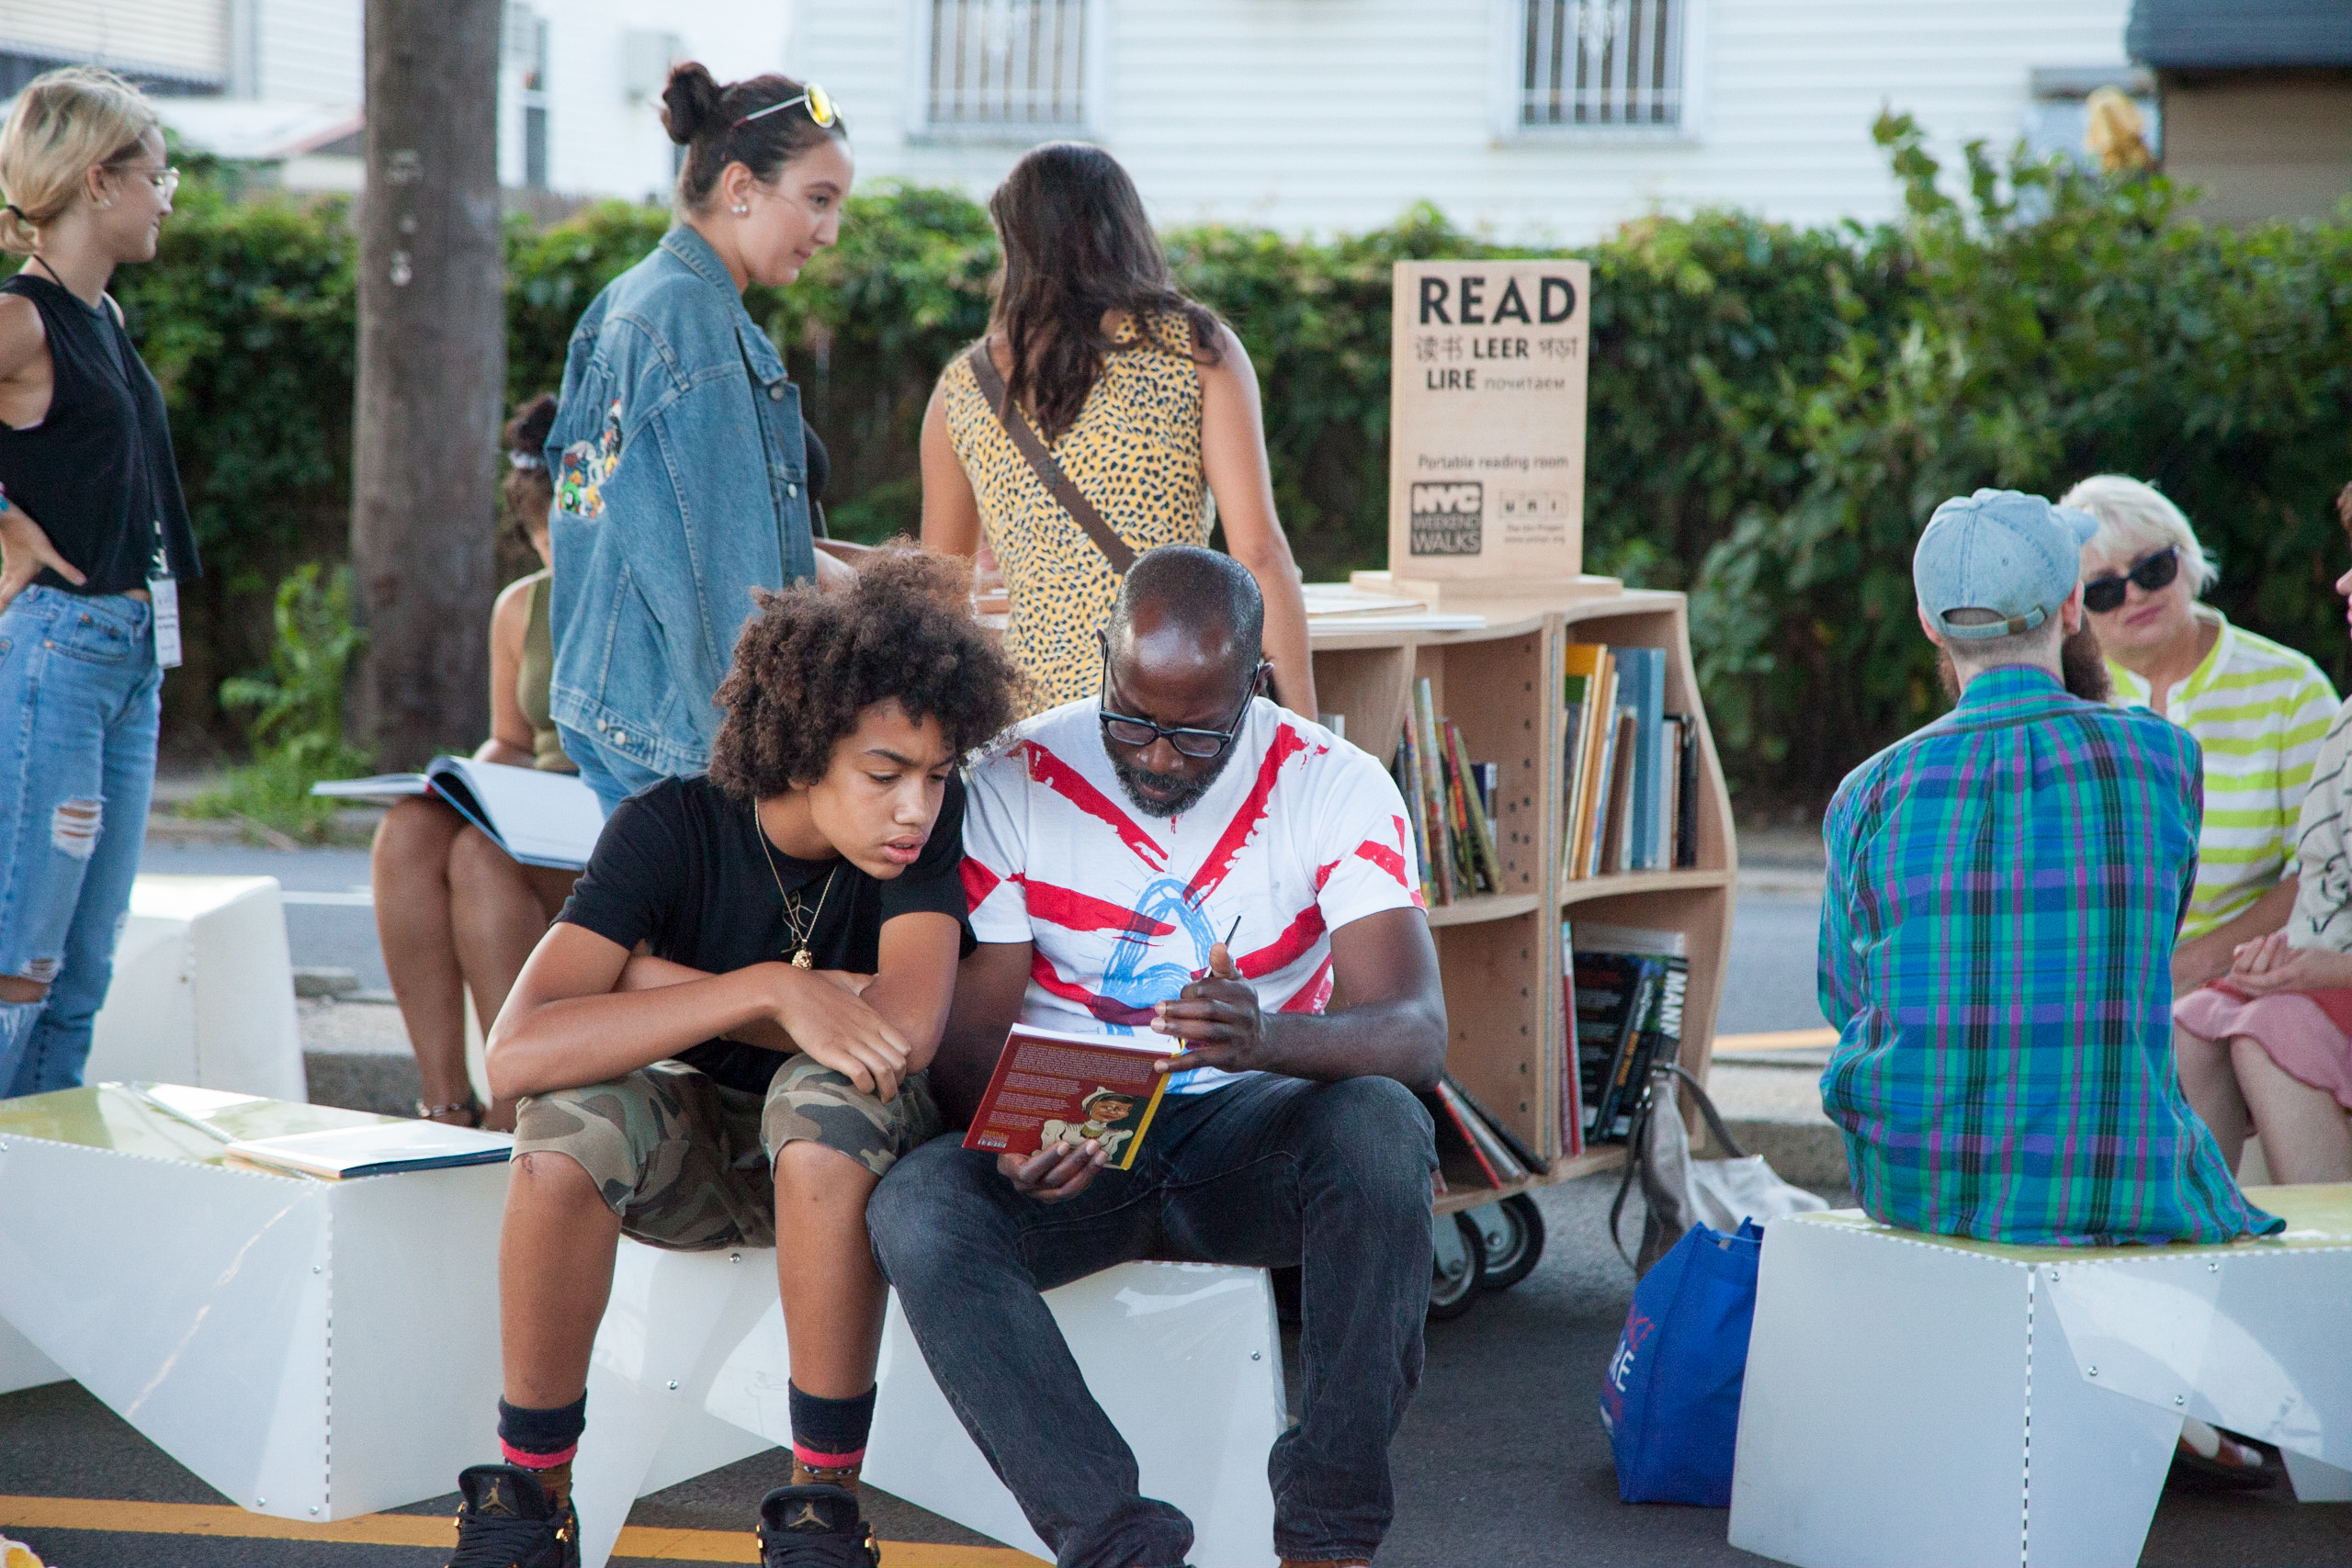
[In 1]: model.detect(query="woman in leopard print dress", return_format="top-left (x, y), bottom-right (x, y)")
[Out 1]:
top-left (920, 143), bottom-right (1315, 717)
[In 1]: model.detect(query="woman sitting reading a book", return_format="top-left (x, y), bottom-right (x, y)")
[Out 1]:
top-left (370, 394), bottom-right (578, 1131)
top-left (447, 552), bottom-right (1017, 1568)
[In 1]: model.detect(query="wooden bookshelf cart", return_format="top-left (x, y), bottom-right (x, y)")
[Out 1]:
top-left (1309, 587), bottom-right (1738, 1213)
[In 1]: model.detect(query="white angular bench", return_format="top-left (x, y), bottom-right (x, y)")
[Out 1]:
top-left (568, 1244), bottom-right (1285, 1568)
top-left (85, 874), bottom-right (308, 1101)
top-left (0, 1082), bottom-right (1284, 1565)
top-left (0, 1087), bottom-right (507, 1519)
top-left (1729, 1186), bottom-right (2352, 1568)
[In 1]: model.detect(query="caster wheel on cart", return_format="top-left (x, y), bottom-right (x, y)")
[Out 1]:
top-left (1427, 1212), bottom-right (1487, 1320)
top-left (1472, 1193), bottom-right (1545, 1292)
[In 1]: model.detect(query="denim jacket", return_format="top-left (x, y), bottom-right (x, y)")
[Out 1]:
top-left (545, 224), bottom-right (817, 777)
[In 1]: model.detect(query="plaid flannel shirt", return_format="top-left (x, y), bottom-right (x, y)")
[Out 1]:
top-left (1819, 666), bottom-right (2281, 1247)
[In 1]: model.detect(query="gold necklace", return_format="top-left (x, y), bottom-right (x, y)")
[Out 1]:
top-left (756, 815), bottom-right (842, 969)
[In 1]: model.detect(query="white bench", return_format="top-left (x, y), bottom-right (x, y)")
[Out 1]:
top-left (85, 874), bottom-right (308, 1101)
top-left (1729, 1186), bottom-right (2352, 1568)
top-left (569, 1243), bottom-right (1285, 1568)
top-left (0, 1082), bottom-right (1285, 1563)
top-left (0, 1086), bottom-right (506, 1520)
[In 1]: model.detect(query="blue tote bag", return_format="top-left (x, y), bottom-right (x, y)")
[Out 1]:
top-left (1598, 1218), bottom-right (1764, 1506)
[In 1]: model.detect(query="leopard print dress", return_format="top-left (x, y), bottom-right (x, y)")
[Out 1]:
top-left (941, 313), bottom-right (1209, 714)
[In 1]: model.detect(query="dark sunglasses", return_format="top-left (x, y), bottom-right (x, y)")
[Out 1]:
top-left (1096, 635), bottom-right (1269, 760)
top-left (2083, 547), bottom-right (2179, 615)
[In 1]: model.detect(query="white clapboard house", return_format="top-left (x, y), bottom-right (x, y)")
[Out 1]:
top-left (789, 0), bottom-right (2149, 241)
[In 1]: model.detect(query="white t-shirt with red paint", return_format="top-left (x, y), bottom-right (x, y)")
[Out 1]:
top-left (960, 695), bottom-right (1427, 1095)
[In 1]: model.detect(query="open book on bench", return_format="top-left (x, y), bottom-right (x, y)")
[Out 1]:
top-left (313, 757), bottom-right (603, 869)
top-left (223, 1121), bottom-right (513, 1180)
top-left (962, 1023), bottom-right (1177, 1171)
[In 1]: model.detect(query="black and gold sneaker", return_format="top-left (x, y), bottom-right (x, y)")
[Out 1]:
top-left (755, 1483), bottom-right (878, 1568)
top-left (447, 1463), bottom-right (580, 1568)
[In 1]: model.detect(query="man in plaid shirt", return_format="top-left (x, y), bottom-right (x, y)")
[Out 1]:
top-left (1819, 490), bottom-right (2281, 1246)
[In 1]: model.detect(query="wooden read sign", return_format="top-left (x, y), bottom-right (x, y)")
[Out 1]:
top-left (1385, 259), bottom-right (1594, 592)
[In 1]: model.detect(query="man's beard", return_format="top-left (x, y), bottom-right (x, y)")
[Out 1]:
top-left (1936, 624), bottom-right (2111, 705)
top-left (1112, 748), bottom-right (1235, 818)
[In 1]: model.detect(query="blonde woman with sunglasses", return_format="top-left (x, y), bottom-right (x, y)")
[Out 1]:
top-left (544, 62), bottom-right (853, 818)
top-left (0, 68), bottom-right (195, 1097)
top-left (2068, 475), bottom-right (2338, 1005)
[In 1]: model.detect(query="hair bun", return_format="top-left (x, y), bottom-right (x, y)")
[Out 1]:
top-left (661, 62), bottom-right (724, 146)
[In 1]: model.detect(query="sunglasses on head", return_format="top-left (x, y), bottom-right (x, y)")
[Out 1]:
top-left (732, 83), bottom-right (839, 131)
top-left (2083, 547), bottom-right (2179, 615)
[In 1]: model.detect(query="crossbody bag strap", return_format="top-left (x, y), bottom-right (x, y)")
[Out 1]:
top-left (966, 341), bottom-right (1136, 576)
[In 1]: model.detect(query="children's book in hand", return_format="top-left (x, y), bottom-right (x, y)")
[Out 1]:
top-left (961, 1023), bottom-right (1177, 1171)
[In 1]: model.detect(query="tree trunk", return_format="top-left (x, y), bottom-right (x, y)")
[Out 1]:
top-left (352, 0), bottom-right (503, 767)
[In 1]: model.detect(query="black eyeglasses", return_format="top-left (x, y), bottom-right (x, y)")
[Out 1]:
top-left (2083, 547), bottom-right (2179, 615)
top-left (1097, 636), bottom-right (1269, 760)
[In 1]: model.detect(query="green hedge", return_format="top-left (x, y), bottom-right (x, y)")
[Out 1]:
top-left (93, 126), bottom-right (2352, 798)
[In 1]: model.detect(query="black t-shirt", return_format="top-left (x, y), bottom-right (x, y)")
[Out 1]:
top-left (557, 773), bottom-right (973, 1094)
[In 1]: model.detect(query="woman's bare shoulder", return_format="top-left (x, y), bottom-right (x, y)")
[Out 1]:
top-left (0, 291), bottom-right (47, 376)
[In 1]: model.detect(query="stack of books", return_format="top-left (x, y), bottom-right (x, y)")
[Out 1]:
top-left (1391, 677), bottom-right (1505, 907)
top-left (1423, 1073), bottom-right (1547, 1195)
top-left (1561, 644), bottom-right (1702, 880)
top-left (1562, 921), bottom-right (1690, 1149)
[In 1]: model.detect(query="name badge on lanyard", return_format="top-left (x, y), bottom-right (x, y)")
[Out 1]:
top-left (148, 542), bottom-right (181, 670)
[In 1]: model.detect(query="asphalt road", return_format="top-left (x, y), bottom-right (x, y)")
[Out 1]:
top-left (142, 837), bottom-right (1838, 1037)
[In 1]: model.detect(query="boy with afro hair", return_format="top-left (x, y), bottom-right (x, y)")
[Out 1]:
top-left (447, 551), bottom-right (1018, 1568)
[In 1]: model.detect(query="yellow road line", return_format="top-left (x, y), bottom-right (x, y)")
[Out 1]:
top-left (0, 1496), bottom-right (1044, 1565)
top-left (1713, 1028), bottom-right (1838, 1051)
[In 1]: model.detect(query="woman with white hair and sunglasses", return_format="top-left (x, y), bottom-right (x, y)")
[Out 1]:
top-left (2069, 475), bottom-right (2337, 999)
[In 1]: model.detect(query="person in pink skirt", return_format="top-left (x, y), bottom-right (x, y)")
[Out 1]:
top-left (2173, 482), bottom-right (2352, 1187)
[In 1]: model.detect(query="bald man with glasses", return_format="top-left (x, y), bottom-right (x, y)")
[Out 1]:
top-left (869, 544), bottom-right (1448, 1568)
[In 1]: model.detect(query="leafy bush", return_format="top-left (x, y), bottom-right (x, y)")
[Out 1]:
top-left (98, 134), bottom-right (2352, 806)
top-left (189, 564), bottom-right (373, 838)
top-left (1690, 116), bottom-right (2352, 798)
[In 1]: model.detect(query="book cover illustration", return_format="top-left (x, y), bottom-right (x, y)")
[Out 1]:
top-left (961, 1024), bottom-right (1175, 1170)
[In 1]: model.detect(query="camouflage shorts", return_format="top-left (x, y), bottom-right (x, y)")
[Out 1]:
top-left (511, 1056), bottom-right (943, 1252)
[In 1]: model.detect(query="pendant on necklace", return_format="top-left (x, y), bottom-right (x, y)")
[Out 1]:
top-left (791, 949), bottom-right (814, 970)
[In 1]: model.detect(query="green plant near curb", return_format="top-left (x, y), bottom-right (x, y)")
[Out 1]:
top-left (188, 563), bottom-right (373, 840)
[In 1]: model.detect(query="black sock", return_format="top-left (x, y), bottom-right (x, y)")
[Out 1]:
top-left (787, 1382), bottom-right (876, 1475)
top-left (496, 1393), bottom-right (587, 1472)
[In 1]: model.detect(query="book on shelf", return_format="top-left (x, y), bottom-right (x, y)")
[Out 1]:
top-left (1572, 948), bottom-right (1658, 1143)
top-left (1598, 707), bottom-right (1638, 876)
top-left (1557, 921), bottom-right (1586, 1159)
top-left (1574, 924), bottom-right (1690, 1143)
top-left (312, 757), bottom-right (603, 870)
top-left (1389, 682), bottom-right (1505, 907)
top-left (1667, 711), bottom-right (1702, 868)
top-left (1445, 1071), bottom-right (1548, 1176)
top-left (960, 1023), bottom-right (1175, 1170)
top-left (223, 1121), bottom-right (513, 1180)
top-left (1614, 648), bottom-right (1667, 872)
top-left (1560, 646), bottom-right (1700, 878)
top-left (1421, 1074), bottom-right (1538, 1191)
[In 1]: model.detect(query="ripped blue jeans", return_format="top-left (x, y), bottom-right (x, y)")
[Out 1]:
top-left (0, 586), bottom-right (161, 1095)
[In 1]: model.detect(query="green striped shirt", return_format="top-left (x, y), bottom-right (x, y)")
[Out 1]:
top-left (2109, 608), bottom-right (2338, 942)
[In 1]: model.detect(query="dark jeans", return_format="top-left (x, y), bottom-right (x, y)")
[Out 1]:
top-left (868, 1072), bottom-right (1437, 1568)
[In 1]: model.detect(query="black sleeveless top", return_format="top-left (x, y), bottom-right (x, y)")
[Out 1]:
top-left (0, 270), bottom-right (198, 596)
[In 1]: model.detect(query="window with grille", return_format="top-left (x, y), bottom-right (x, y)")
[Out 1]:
top-left (1520, 0), bottom-right (1684, 130)
top-left (927, 0), bottom-right (1089, 130)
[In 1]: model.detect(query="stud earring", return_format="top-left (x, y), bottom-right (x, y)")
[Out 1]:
top-left (731, 203), bottom-right (749, 216)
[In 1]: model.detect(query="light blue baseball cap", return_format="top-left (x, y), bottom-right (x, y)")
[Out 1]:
top-left (1914, 489), bottom-right (2099, 642)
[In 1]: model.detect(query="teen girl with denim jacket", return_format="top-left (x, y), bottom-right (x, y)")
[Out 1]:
top-left (0, 69), bottom-right (192, 1094)
top-left (547, 63), bottom-right (852, 814)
